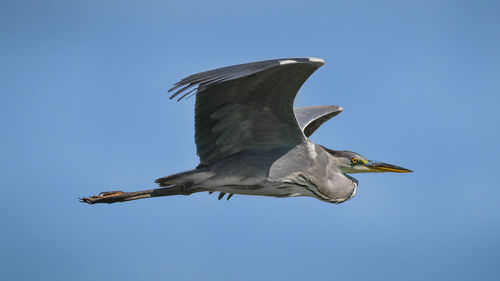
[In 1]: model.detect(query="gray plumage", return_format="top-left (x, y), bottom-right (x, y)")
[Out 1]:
top-left (81, 57), bottom-right (411, 205)
top-left (294, 105), bottom-right (342, 137)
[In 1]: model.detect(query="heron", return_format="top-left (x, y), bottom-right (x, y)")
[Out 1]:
top-left (81, 57), bottom-right (411, 205)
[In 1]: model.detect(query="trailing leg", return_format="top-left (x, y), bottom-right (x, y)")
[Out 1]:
top-left (80, 184), bottom-right (205, 204)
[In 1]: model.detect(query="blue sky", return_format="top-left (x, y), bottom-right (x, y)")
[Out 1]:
top-left (1, 0), bottom-right (499, 280)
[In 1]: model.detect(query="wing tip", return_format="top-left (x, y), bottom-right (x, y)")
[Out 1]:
top-left (278, 57), bottom-right (325, 66)
top-left (307, 57), bottom-right (325, 65)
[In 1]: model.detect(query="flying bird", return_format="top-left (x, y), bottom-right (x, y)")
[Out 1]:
top-left (81, 57), bottom-right (411, 205)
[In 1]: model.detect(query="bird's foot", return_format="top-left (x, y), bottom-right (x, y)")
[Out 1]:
top-left (80, 190), bottom-right (125, 204)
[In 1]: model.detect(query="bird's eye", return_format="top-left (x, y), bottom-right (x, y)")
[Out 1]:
top-left (351, 158), bottom-right (358, 164)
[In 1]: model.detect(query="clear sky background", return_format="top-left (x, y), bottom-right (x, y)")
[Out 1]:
top-left (1, 0), bottom-right (499, 280)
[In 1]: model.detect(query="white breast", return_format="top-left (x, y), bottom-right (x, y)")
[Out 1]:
top-left (306, 141), bottom-right (317, 160)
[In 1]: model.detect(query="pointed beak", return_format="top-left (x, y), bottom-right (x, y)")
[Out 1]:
top-left (366, 161), bottom-right (413, 173)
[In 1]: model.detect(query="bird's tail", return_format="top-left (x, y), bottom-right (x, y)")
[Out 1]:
top-left (154, 168), bottom-right (213, 187)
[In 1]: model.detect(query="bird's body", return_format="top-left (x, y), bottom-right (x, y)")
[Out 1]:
top-left (157, 141), bottom-right (358, 203)
top-left (81, 57), bottom-right (411, 205)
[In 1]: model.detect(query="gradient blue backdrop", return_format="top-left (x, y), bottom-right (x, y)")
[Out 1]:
top-left (1, 0), bottom-right (499, 280)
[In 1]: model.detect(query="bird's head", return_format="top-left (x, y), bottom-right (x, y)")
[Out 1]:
top-left (323, 148), bottom-right (412, 174)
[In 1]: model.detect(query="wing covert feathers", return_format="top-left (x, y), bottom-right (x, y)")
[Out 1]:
top-left (169, 58), bottom-right (325, 164)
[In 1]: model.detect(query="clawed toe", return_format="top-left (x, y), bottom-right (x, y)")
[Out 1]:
top-left (80, 190), bottom-right (125, 204)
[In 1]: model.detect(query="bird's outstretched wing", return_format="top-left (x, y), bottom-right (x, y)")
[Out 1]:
top-left (169, 57), bottom-right (325, 164)
top-left (294, 105), bottom-right (342, 137)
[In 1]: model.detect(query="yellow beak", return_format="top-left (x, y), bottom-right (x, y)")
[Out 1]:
top-left (367, 161), bottom-right (413, 173)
